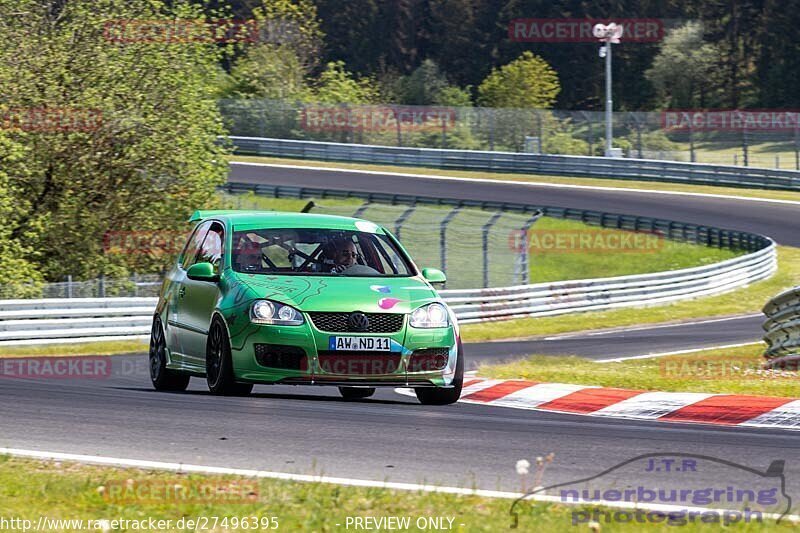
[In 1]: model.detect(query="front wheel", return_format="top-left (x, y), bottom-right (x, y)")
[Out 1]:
top-left (338, 387), bottom-right (376, 400)
top-left (415, 342), bottom-right (464, 406)
top-left (206, 318), bottom-right (253, 396)
top-left (149, 317), bottom-right (190, 392)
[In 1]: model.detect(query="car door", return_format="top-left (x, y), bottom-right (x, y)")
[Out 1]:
top-left (177, 221), bottom-right (225, 369)
top-left (168, 221), bottom-right (211, 366)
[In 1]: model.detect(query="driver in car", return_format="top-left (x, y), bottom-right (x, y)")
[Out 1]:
top-left (331, 239), bottom-right (358, 273)
top-left (234, 241), bottom-right (263, 272)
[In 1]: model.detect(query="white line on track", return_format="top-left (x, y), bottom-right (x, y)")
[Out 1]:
top-left (3, 447), bottom-right (797, 523)
top-left (542, 313), bottom-right (763, 341)
top-left (230, 161), bottom-right (800, 207)
top-left (594, 341), bottom-right (764, 363)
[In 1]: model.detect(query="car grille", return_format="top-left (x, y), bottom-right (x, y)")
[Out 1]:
top-left (317, 351), bottom-right (402, 375)
top-left (254, 344), bottom-right (307, 370)
top-left (409, 347), bottom-right (450, 372)
top-left (309, 312), bottom-right (404, 333)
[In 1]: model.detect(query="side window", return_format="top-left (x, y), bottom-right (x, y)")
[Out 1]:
top-left (179, 222), bottom-right (210, 270)
top-left (196, 222), bottom-right (224, 274)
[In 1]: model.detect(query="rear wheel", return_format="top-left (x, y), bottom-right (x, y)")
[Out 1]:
top-left (415, 342), bottom-right (464, 406)
top-left (206, 318), bottom-right (253, 396)
top-left (149, 317), bottom-right (190, 392)
top-left (338, 387), bottom-right (376, 400)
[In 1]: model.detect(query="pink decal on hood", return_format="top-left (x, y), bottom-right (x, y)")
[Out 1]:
top-left (378, 297), bottom-right (402, 309)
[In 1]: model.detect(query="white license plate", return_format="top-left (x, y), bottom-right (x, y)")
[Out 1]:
top-left (329, 336), bottom-right (392, 351)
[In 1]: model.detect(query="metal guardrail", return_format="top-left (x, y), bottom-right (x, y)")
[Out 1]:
top-left (230, 136), bottom-right (800, 192)
top-left (762, 288), bottom-right (800, 366)
top-left (446, 244), bottom-right (776, 323)
top-left (0, 298), bottom-right (155, 345)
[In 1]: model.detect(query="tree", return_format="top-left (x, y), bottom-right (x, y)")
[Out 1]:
top-left (252, 0), bottom-right (324, 71)
top-left (645, 22), bottom-right (722, 109)
top-left (477, 51), bottom-right (560, 109)
top-left (385, 59), bottom-right (472, 106)
top-left (228, 45), bottom-right (308, 98)
top-left (0, 0), bottom-right (229, 281)
top-left (226, 0), bottom-right (323, 99)
top-left (312, 61), bottom-right (379, 104)
top-left (0, 134), bottom-right (43, 295)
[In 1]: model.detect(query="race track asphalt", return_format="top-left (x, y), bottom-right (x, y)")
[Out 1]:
top-left (1, 355), bottom-right (798, 500)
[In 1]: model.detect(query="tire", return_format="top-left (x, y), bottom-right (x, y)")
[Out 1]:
top-left (206, 317), bottom-right (253, 396)
top-left (415, 342), bottom-right (464, 406)
top-left (338, 386), bottom-right (376, 400)
top-left (149, 317), bottom-right (190, 392)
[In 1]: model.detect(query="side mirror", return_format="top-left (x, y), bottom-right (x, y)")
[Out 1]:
top-left (186, 262), bottom-right (219, 282)
top-left (421, 267), bottom-right (446, 284)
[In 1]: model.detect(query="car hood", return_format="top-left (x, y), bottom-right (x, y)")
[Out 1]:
top-left (229, 273), bottom-right (440, 313)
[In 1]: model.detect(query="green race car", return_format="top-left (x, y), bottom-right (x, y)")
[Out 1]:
top-left (149, 210), bottom-right (464, 405)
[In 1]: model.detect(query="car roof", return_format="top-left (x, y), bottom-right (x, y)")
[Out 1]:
top-left (189, 210), bottom-right (381, 231)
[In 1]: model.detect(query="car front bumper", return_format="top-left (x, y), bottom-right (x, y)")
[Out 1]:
top-left (229, 318), bottom-right (458, 387)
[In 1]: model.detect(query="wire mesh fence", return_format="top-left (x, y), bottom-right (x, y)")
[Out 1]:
top-left (0, 200), bottom-right (540, 298)
top-left (0, 275), bottom-right (163, 300)
top-left (269, 200), bottom-right (539, 289)
top-left (220, 99), bottom-right (800, 170)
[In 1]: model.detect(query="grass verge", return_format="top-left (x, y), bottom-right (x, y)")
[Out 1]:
top-left (0, 456), bottom-right (793, 532)
top-left (460, 246), bottom-right (799, 342)
top-left (229, 154), bottom-right (800, 203)
top-left (480, 344), bottom-right (799, 398)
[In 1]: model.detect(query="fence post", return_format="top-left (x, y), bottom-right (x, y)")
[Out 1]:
top-left (67, 275), bottom-right (73, 299)
top-left (742, 127), bottom-right (749, 167)
top-left (536, 111), bottom-right (543, 153)
top-left (439, 207), bottom-right (461, 289)
top-left (795, 119), bottom-right (799, 170)
top-left (133, 273), bottom-right (138, 297)
top-left (489, 108), bottom-right (495, 151)
top-left (441, 113), bottom-right (447, 148)
top-left (393, 205), bottom-right (416, 241)
top-left (689, 122), bottom-right (696, 162)
top-left (352, 201), bottom-right (371, 218)
top-left (98, 275), bottom-right (105, 298)
top-left (393, 105), bottom-right (402, 147)
top-left (482, 212), bottom-right (503, 288)
top-left (519, 213), bottom-right (542, 285)
top-left (582, 111), bottom-right (594, 156)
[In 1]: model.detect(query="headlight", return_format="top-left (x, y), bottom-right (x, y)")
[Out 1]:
top-left (410, 303), bottom-right (450, 328)
top-left (250, 300), bottom-right (304, 325)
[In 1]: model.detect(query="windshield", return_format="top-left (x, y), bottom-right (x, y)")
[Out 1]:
top-left (231, 228), bottom-right (415, 277)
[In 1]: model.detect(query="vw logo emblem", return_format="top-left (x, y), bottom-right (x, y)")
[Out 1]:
top-left (348, 312), bottom-right (370, 332)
